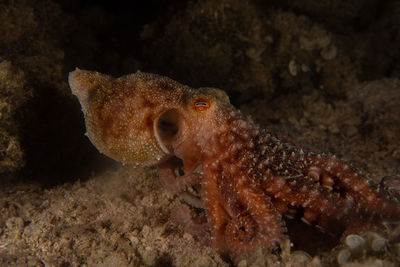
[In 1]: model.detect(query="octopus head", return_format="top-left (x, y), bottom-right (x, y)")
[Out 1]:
top-left (154, 86), bottom-right (232, 159)
top-left (68, 69), bottom-right (175, 165)
top-left (69, 68), bottom-right (231, 166)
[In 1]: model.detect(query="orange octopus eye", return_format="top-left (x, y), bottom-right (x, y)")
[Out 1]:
top-left (194, 99), bottom-right (210, 111)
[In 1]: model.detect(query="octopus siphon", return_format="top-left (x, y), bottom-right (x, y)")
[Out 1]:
top-left (69, 69), bottom-right (400, 264)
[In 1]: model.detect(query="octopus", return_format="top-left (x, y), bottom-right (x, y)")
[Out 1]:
top-left (68, 69), bottom-right (400, 264)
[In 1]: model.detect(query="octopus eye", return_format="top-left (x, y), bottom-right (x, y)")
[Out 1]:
top-left (154, 109), bottom-right (180, 154)
top-left (194, 99), bottom-right (210, 111)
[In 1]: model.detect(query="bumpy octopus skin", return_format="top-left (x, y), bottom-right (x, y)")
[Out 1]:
top-left (69, 69), bottom-right (400, 263)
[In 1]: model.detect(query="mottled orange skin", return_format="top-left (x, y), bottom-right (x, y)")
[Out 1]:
top-left (69, 69), bottom-right (400, 264)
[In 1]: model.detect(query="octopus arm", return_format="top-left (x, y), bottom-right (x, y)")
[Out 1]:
top-left (228, 182), bottom-right (285, 263)
top-left (171, 204), bottom-right (210, 245)
top-left (328, 161), bottom-right (400, 218)
top-left (158, 157), bottom-right (204, 208)
top-left (201, 171), bottom-right (231, 258)
top-left (158, 157), bottom-right (201, 194)
top-left (305, 157), bottom-right (400, 218)
top-left (263, 176), bottom-right (354, 230)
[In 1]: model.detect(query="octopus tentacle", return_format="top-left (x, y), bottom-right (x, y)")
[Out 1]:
top-left (380, 175), bottom-right (400, 202)
top-left (171, 204), bottom-right (210, 245)
top-left (179, 192), bottom-right (205, 209)
top-left (158, 157), bottom-right (202, 195)
top-left (230, 180), bottom-right (285, 262)
top-left (305, 158), bottom-right (400, 218)
top-left (224, 215), bottom-right (258, 262)
top-left (263, 175), bottom-right (359, 233)
top-left (158, 157), bottom-right (204, 208)
top-left (201, 168), bottom-right (230, 255)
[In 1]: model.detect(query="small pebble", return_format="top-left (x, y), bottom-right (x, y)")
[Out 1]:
top-left (337, 248), bottom-right (351, 265)
top-left (321, 44), bottom-right (337, 60)
top-left (265, 35), bottom-right (274, 43)
top-left (5, 217), bottom-right (24, 230)
top-left (370, 234), bottom-right (387, 252)
top-left (345, 234), bottom-right (365, 250)
top-left (301, 64), bottom-right (310, 72)
top-left (289, 59), bottom-right (298, 76)
top-left (317, 35), bottom-right (331, 48)
top-left (291, 250), bottom-right (312, 264)
top-left (364, 232), bottom-right (387, 252)
top-left (299, 36), bottom-right (314, 51)
top-left (311, 256), bottom-right (322, 267)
